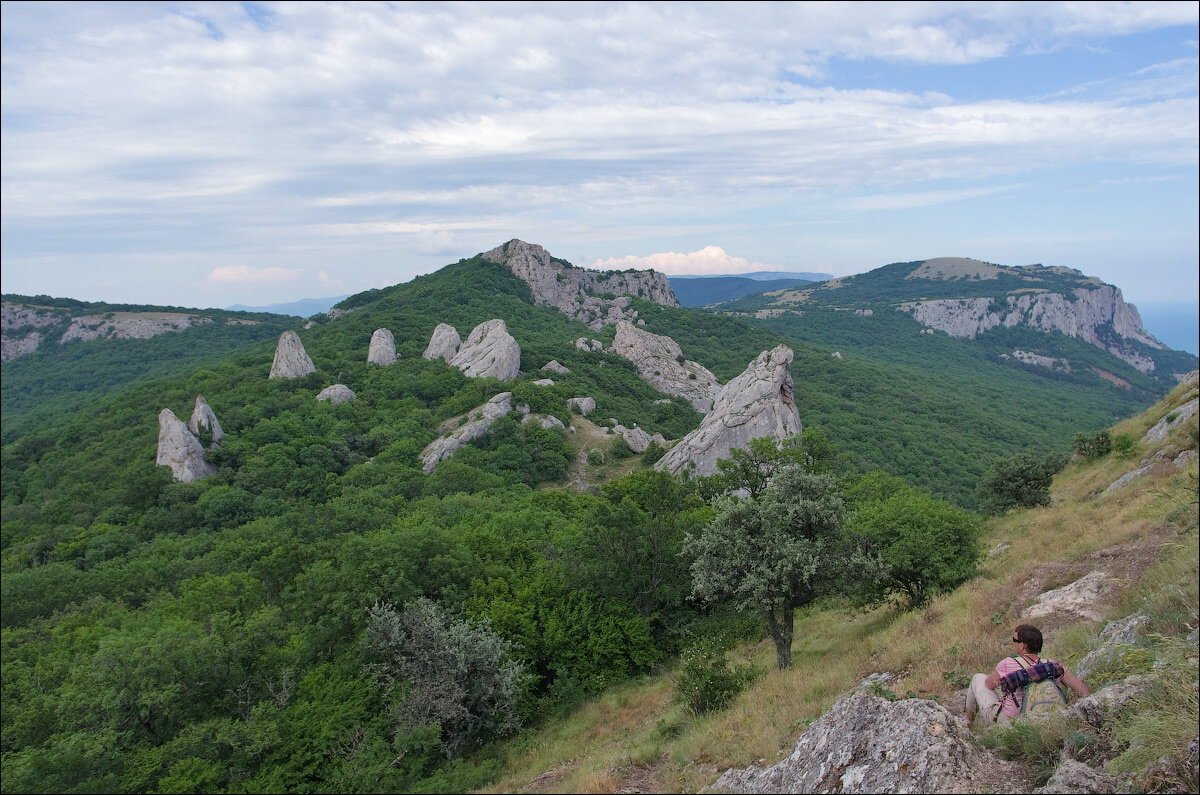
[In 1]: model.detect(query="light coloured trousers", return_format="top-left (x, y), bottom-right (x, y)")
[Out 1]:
top-left (965, 673), bottom-right (1011, 729)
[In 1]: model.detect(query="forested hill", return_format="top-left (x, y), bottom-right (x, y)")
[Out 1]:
top-left (0, 247), bottom-right (1185, 792)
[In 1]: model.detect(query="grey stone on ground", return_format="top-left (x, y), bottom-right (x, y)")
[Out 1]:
top-left (656, 344), bottom-right (801, 477)
top-left (1066, 675), bottom-right (1151, 728)
top-left (574, 337), bottom-right (604, 351)
top-left (1022, 570), bottom-right (1113, 623)
top-left (610, 319), bottom-right (720, 412)
top-left (269, 330), bottom-right (316, 379)
top-left (567, 397), bottom-right (596, 415)
top-left (367, 328), bottom-right (398, 366)
top-left (541, 360), bottom-right (570, 374)
top-left (420, 392), bottom-right (514, 473)
top-left (450, 319), bottom-right (521, 380)
top-left (316, 384), bottom-right (357, 404)
top-left (187, 395), bottom-right (224, 444)
top-left (1033, 758), bottom-right (1132, 794)
top-left (1103, 466), bottom-right (1152, 494)
top-left (533, 378), bottom-right (555, 386)
top-left (713, 692), bottom-right (1020, 794)
top-left (1142, 398), bottom-right (1198, 443)
top-left (423, 323), bottom-right (461, 361)
top-left (1076, 614), bottom-right (1150, 680)
top-left (522, 414), bottom-right (566, 430)
top-left (612, 424), bottom-right (651, 453)
top-left (156, 408), bottom-right (216, 482)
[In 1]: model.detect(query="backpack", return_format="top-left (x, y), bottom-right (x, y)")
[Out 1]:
top-left (1012, 655), bottom-right (1067, 716)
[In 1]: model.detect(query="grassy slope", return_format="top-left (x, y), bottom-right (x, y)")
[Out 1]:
top-left (479, 377), bottom-right (1199, 793)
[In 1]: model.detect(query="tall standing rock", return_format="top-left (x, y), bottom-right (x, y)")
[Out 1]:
top-left (611, 320), bottom-right (720, 412)
top-left (156, 408), bottom-right (216, 482)
top-left (367, 328), bottom-right (398, 366)
top-left (656, 344), bottom-right (801, 477)
top-left (187, 395), bottom-right (224, 445)
top-left (423, 323), bottom-right (462, 362)
top-left (269, 330), bottom-right (316, 379)
top-left (449, 319), bottom-right (521, 380)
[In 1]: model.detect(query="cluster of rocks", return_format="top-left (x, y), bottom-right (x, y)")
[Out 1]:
top-left (422, 319), bottom-right (521, 381)
top-left (483, 239), bottom-right (678, 330)
top-left (1, 302), bottom-right (212, 362)
top-left (610, 320), bottom-right (720, 413)
top-left (607, 419), bottom-right (665, 454)
top-left (1005, 349), bottom-right (1071, 372)
top-left (899, 285), bottom-right (1163, 374)
top-left (156, 396), bottom-right (222, 482)
top-left (656, 344), bottom-right (801, 477)
top-left (420, 391), bottom-right (564, 472)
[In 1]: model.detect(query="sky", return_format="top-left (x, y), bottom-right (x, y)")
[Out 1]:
top-left (2, 2), bottom-right (1198, 323)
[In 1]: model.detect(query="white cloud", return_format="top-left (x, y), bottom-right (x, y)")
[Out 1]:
top-left (591, 246), bottom-right (775, 276)
top-left (205, 265), bottom-right (302, 285)
top-left (840, 184), bottom-right (1027, 211)
top-left (316, 270), bottom-right (342, 289)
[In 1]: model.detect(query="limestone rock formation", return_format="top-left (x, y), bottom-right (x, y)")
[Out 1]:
top-left (2, 301), bottom-right (212, 362)
top-left (1076, 613), bottom-right (1150, 680)
top-left (899, 285), bottom-right (1164, 373)
top-left (567, 397), bottom-right (596, 415)
top-left (483, 239), bottom-right (679, 330)
top-left (156, 408), bottom-right (216, 483)
top-left (1021, 571), bottom-right (1113, 623)
top-left (449, 319), bottom-right (521, 380)
top-left (575, 337), bottom-right (604, 352)
top-left (187, 395), bottom-right (224, 445)
top-left (423, 323), bottom-right (462, 362)
top-left (420, 392), bottom-right (517, 473)
top-left (1032, 759), bottom-right (1133, 794)
top-left (656, 344), bottom-right (801, 477)
top-left (610, 320), bottom-right (720, 412)
top-left (713, 692), bottom-right (1019, 794)
top-left (1142, 397), bottom-right (1198, 443)
top-left (269, 330), bottom-right (316, 379)
top-left (367, 328), bottom-right (398, 366)
top-left (532, 378), bottom-right (555, 387)
top-left (522, 414), bottom-right (566, 430)
top-left (612, 423), bottom-right (651, 453)
top-left (316, 384), bottom-right (357, 404)
top-left (541, 360), bottom-right (570, 374)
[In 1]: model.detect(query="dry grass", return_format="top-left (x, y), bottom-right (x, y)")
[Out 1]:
top-left (479, 380), bottom-right (1199, 793)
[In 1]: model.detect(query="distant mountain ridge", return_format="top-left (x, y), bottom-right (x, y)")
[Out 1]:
top-left (227, 296), bottom-right (351, 317)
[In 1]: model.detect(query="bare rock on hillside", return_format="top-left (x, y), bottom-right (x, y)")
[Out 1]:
top-left (450, 319), bottom-right (521, 380)
top-left (367, 328), bottom-right (398, 366)
top-left (156, 408), bottom-right (216, 483)
top-left (316, 384), bottom-right (357, 404)
top-left (1075, 614), bottom-right (1150, 680)
top-left (1067, 675), bottom-right (1151, 729)
top-left (713, 692), bottom-right (1021, 794)
top-left (423, 323), bottom-right (462, 362)
top-left (575, 337), bottom-right (604, 352)
top-left (611, 320), bottom-right (720, 412)
top-left (187, 395), bottom-right (224, 444)
top-left (523, 414), bottom-right (566, 430)
top-left (1033, 759), bottom-right (1133, 794)
top-left (542, 360), bottom-right (570, 374)
top-left (420, 392), bottom-right (514, 473)
top-left (656, 344), bottom-right (801, 477)
top-left (568, 397), bottom-right (596, 415)
top-left (1142, 398), bottom-right (1198, 443)
top-left (1102, 465), bottom-right (1153, 494)
top-left (269, 330), bottom-right (316, 379)
top-left (483, 239), bottom-right (678, 330)
top-left (1022, 571), bottom-right (1112, 623)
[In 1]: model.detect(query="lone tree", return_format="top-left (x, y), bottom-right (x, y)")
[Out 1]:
top-left (685, 467), bottom-right (871, 669)
top-left (978, 449), bottom-right (1069, 515)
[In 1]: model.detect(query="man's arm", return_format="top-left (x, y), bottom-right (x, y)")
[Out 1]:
top-left (1061, 670), bottom-right (1090, 698)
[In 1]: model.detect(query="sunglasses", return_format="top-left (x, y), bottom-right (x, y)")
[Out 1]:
top-left (1011, 637), bottom-right (1021, 643)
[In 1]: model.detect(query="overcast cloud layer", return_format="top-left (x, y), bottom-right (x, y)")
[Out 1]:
top-left (1, 1), bottom-right (1197, 308)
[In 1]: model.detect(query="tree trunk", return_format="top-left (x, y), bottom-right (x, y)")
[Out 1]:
top-left (765, 601), bottom-right (795, 669)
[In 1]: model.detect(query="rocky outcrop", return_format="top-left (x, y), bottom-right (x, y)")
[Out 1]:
top-left (187, 395), bottom-right (224, 444)
top-left (522, 414), bottom-right (566, 430)
top-left (532, 378), bottom-right (555, 387)
top-left (483, 239), bottom-right (679, 330)
top-left (449, 319), bottom-right (521, 380)
top-left (899, 286), bottom-right (1164, 373)
top-left (59, 313), bottom-right (212, 345)
top-left (2, 302), bottom-right (213, 362)
top-left (1033, 759), bottom-right (1132, 794)
top-left (575, 337), bottom-right (604, 352)
top-left (1075, 613), bottom-right (1150, 680)
top-left (156, 408), bottom-right (216, 482)
top-left (316, 384), bottom-right (357, 404)
top-left (1007, 350), bottom-right (1070, 371)
top-left (1022, 571), bottom-right (1113, 623)
top-left (1142, 397), bottom-right (1198, 443)
top-left (615, 423), bottom-right (652, 453)
top-left (269, 331), bottom-right (316, 379)
top-left (656, 345), bottom-right (801, 477)
top-left (567, 397), bottom-right (596, 415)
top-left (610, 320), bottom-right (720, 412)
top-left (423, 323), bottom-right (461, 362)
top-left (367, 328), bottom-right (398, 366)
top-left (541, 360), bottom-right (570, 374)
top-left (420, 392), bottom-right (520, 473)
top-left (713, 692), bottom-right (1020, 794)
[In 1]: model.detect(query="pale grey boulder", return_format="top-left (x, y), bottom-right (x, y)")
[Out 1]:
top-left (450, 319), bottom-right (521, 380)
top-left (156, 408), bottom-right (216, 483)
top-left (187, 395), bottom-right (224, 445)
top-left (655, 344), bottom-right (801, 477)
top-left (269, 330), bottom-right (316, 379)
top-left (574, 337), bottom-right (604, 352)
top-left (542, 360), bottom-right (570, 374)
top-left (567, 397), bottom-right (596, 415)
top-left (523, 414), bottom-right (566, 430)
top-left (1142, 397), bottom-right (1198, 443)
top-left (420, 392), bottom-right (514, 473)
top-left (1033, 759), bottom-right (1132, 794)
top-left (533, 378), bottom-right (555, 387)
top-left (316, 384), bottom-right (357, 404)
top-left (610, 320), bottom-right (720, 413)
top-left (1076, 614), bottom-right (1150, 680)
top-left (367, 328), bottom-right (398, 366)
top-left (713, 692), bottom-right (1021, 794)
top-left (1022, 571), bottom-right (1113, 623)
top-left (423, 323), bottom-right (461, 362)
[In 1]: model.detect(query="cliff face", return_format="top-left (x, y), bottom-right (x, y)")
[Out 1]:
top-left (483, 239), bottom-right (679, 330)
top-left (1, 302), bottom-right (212, 362)
top-left (899, 285), bottom-right (1164, 373)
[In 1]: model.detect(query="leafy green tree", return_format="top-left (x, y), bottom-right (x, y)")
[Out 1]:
top-left (685, 468), bottom-right (868, 669)
top-left (978, 449), bottom-right (1069, 515)
top-left (848, 472), bottom-right (981, 609)
top-left (1072, 429), bottom-right (1112, 459)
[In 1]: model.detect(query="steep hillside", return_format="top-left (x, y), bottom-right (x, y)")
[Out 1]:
top-left (713, 257), bottom-right (1197, 387)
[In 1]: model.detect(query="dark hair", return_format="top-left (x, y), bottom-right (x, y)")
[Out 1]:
top-left (1014, 624), bottom-right (1043, 654)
